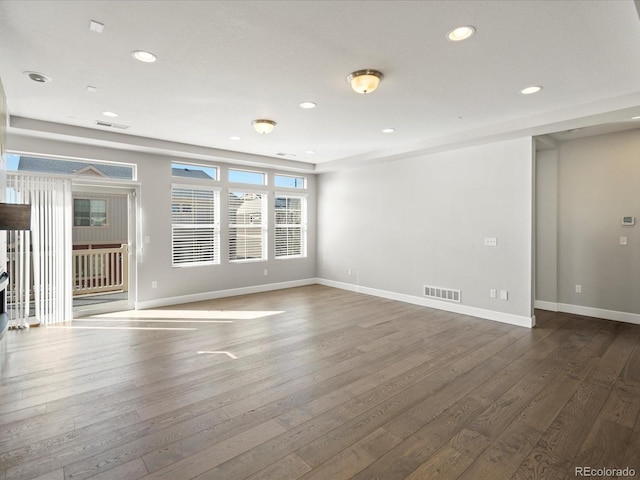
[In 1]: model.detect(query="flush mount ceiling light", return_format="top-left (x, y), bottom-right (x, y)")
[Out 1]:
top-left (102, 111), bottom-right (118, 118)
top-left (521, 85), bottom-right (543, 95)
top-left (252, 119), bottom-right (276, 135)
top-left (347, 69), bottom-right (384, 94)
top-left (447, 25), bottom-right (475, 41)
top-left (632, 115), bottom-right (640, 120)
top-left (132, 50), bottom-right (157, 63)
top-left (299, 101), bottom-right (317, 109)
top-left (382, 128), bottom-right (395, 133)
top-left (24, 71), bottom-right (52, 83)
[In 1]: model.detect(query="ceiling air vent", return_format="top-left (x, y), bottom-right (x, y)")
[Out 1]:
top-left (95, 120), bottom-right (130, 129)
top-left (424, 285), bottom-right (461, 303)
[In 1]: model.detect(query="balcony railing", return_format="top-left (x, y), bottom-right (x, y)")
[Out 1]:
top-left (7, 244), bottom-right (129, 299)
top-left (72, 244), bottom-right (128, 296)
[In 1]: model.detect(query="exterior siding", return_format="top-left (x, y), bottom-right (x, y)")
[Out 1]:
top-left (72, 192), bottom-right (128, 246)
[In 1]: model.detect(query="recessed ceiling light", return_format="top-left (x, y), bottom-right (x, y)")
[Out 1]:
top-left (24, 71), bottom-right (52, 83)
top-left (230, 136), bottom-right (241, 140)
top-left (299, 102), bottom-right (317, 109)
top-left (102, 111), bottom-right (119, 118)
top-left (632, 115), bottom-right (640, 120)
top-left (306, 150), bottom-right (316, 154)
top-left (382, 128), bottom-right (395, 133)
top-left (87, 86), bottom-right (97, 93)
top-left (132, 50), bottom-right (157, 63)
top-left (521, 85), bottom-right (543, 95)
top-left (447, 25), bottom-right (475, 41)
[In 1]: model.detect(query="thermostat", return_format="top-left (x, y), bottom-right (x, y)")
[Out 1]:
top-left (621, 216), bottom-right (635, 226)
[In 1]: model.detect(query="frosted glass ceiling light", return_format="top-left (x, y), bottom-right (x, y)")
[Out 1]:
top-left (347, 69), bottom-right (384, 94)
top-left (252, 119), bottom-right (277, 134)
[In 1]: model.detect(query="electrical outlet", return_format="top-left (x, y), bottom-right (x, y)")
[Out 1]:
top-left (484, 237), bottom-right (497, 247)
top-left (151, 281), bottom-right (158, 289)
top-left (499, 290), bottom-right (508, 300)
top-left (575, 284), bottom-right (582, 293)
top-left (263, 269), bottom-right (268, 276)
top-left (620, 236), bottom-right (628, 245)
top-left (490, 289), bottom-right (497, 298)
top-left (348, 268), bottom-right (352, 276)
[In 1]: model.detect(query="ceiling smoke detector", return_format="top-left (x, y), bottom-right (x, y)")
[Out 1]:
top-left (24, 71), bottom-right (52, 83)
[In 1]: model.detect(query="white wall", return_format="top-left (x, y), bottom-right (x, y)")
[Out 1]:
top-left (317, 137), bottom-right (535, 327)
top-left (7, 135), bottom-right (317, 307)
top-left (555, 130), bottom-right (640, 320)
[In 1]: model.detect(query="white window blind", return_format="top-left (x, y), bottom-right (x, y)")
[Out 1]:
top-left (171, 186), bottom-right (220, 266)
top-left (229, 191), bottom-right (267, 262)
top-left (6, 174), bottom-right (73, 326)
top-left (275, 195), bottom-right (306, 258)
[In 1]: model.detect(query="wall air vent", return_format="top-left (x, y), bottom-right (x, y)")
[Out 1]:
top-left (95, 120), bottom-right (130, 129)
top-left (424, 285), bottom-right (461, 303)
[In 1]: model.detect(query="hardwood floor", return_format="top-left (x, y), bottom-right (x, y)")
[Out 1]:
top-left (1, 285), bottom-right (639, 480)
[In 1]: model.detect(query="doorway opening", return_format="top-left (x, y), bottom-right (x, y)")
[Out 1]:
top-left (71, 185), bottom-right (137, 315)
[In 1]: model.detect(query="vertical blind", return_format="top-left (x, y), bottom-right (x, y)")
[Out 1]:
top-left (6, 174), bottom-right (73, 326)
top-left (171, 186), bottom-right (220, 266)
top-left (229, 191), bottom-right (266, 262)
top-left (275, 195), bottom-right (306, 258)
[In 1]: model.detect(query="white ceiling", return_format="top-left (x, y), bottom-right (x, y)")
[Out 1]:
top-left (1, 0), bottom-right (640, 171)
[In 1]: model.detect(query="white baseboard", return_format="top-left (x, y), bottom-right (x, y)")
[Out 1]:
top-left (136, 278), bottom-right (316, 310)
top-left (556, 303), bottom-right (640, 326)
top-left (317, 279), bottom-right (535, 328)
top-left (534, 300), bottom-right (559, 312)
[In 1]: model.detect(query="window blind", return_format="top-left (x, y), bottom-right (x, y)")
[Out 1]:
top-left (229, 191), bottom-right (267, 262)
top-left (275, 195), bottom-right (306, 258)
top-left (171, 186), bottom-right (219, 266)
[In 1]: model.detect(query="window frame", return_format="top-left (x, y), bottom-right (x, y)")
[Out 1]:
top-left (73, 198), bottom-right (108, 228)
top-left (171, 184), bottom-right (221, 268)
top-left (228, 168), bottom-right (267, 186)
top-left (274, 174), bottom-right (307, 189)
top-left (171, 162), bottom-right (219, 182)
top-left (274, 193), bottom-right (307, 259)
top-left (228, 189), bottom-right (268, 263)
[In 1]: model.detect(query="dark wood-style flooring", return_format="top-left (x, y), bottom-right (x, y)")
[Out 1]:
top-left (1, 285), bottom-right (639, 480)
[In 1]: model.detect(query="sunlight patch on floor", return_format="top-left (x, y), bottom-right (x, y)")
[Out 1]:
top-left (85, 309), bottom-right (285, 320)
top-left (48, 325), bottom-right (198, 331)
top-left (197, 350), bottom-right (238, 359)
top-left (74, 318), bottom-right (234, 324)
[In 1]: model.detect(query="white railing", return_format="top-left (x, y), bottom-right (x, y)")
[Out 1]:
top-left (72, 244), bottom-right (128, 296)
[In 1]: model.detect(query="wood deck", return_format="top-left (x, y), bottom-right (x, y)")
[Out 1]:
top-left (1, 285), bottom-right (639, 480)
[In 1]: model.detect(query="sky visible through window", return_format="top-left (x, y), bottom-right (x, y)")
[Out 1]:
top-left (6, 154), bottom-right (19, 171)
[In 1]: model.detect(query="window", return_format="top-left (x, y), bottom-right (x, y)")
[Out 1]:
top-left (229, 168), bottom-right (266, 185)
top-left (74, 199), bottom-right (107, 227)
top-left (171, 186), bottom-right (220, 266)
top-left (7, 153), bottom-right (135, 179)
top-left (274, 174), bottom-right (306, 189)
top-left (275, 195), bottom-right (307, 258)
top-left (171, 163), bottom-right (218, 181)
top-left (229, 191), bottom-right (267, 262)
